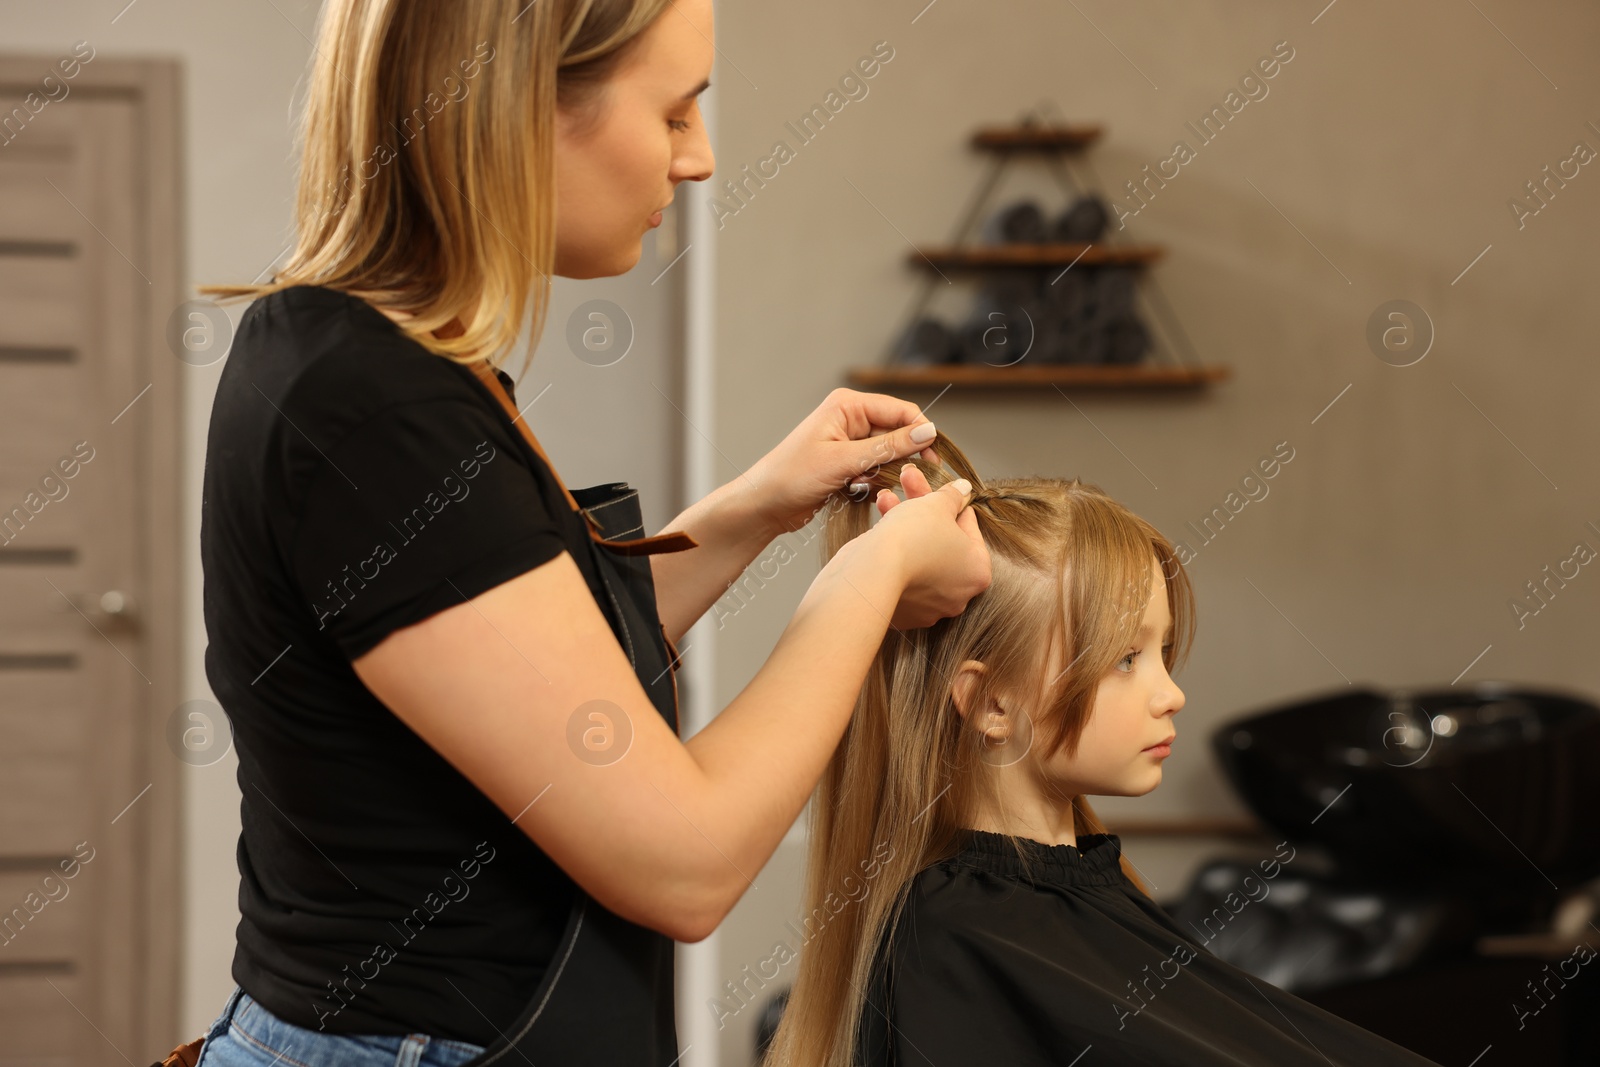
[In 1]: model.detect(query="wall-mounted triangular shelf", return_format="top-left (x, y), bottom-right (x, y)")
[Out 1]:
top-left (846, 111), bottom-right (1231, 393)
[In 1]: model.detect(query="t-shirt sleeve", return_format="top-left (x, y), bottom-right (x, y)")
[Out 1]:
top-left (286, 398), bottom-right (570, 660)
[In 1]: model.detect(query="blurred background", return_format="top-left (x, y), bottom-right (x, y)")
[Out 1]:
top-left (1, 0), bottom-right (1598, 1065)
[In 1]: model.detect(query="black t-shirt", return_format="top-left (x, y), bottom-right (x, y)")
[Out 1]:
top-left (857, 830), bottom-right (1444, 1066)
top-left (200, 284), bottom-right (609, 1044)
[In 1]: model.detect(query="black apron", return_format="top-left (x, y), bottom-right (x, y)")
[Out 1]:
top-left (460, 361), bottom-right (696, 1067)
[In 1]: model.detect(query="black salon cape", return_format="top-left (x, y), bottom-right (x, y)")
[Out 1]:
top-left (856, 831), bottom-right (1442, 1067)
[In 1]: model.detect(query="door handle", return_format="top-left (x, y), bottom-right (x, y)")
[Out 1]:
top-left (62, 589), bottom-right (139, 624)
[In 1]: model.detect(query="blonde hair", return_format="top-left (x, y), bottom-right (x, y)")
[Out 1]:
top-left (762, 432), bottom-right (1197, 1067)
top-left (199, 0), bottom-right (672, 377)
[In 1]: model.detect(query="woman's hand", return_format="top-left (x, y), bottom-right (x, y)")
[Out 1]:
top-left (741, 388), bottom-right (941, 537)
top-left (868, 465), bottom-right (991, 630)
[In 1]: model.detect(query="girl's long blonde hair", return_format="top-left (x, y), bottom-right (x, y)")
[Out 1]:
top-left (199, 0), bottom-right (671, 377)
top-left (763, 432), bottom-right (1197, 1067)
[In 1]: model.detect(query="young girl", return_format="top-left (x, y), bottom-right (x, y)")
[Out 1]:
top-left (761, 434), bottom-right (1443, 1067)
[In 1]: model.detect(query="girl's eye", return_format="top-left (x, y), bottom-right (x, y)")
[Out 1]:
top-left (668, 118), bottom-right (691, 132)
top-left (1115, 650), bottom-right (1138, 673)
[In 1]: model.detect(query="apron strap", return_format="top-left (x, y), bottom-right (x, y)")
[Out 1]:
top-left (469, 360), bottom-right (699, 557)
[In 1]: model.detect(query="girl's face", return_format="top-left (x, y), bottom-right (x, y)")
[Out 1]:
top-left (1041, 556), bottom-right (1185, 797)
top-left (553, 0), bottom-right (717, 278)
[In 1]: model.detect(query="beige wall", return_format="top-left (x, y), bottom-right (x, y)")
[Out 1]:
top-left (701, 2), bottom-right (1600, 1062)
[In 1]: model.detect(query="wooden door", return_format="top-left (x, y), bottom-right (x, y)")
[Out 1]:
top-left (0, 59), bottom-right (183, 1066)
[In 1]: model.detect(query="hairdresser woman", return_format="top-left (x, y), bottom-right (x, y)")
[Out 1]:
top-left (174, 1), bottom-right (990, 1066)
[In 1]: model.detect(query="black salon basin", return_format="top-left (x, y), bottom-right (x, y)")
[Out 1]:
top-left (1213, 683), bottom-right (1600, 890)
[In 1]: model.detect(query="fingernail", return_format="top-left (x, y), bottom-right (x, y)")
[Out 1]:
top-left (910, 421), bottom-right (937, 444)
top-left (952, 478), bottom-right (972, 494)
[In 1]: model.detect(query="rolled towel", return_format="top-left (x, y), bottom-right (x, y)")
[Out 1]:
top-left (1080, 327), bottom-right (1112, 364)
top-left (1052, 195), bottom-right (1111, 243)
top-left (1088, 267), bottom-right (1138, 323)
top-left (1070, 269), bottom-right (1134, 338)
top-left (894, 317), bottom-right (959, 365)
top-left (1024, 313), bottom-right (1075, 367)
top-left (975, 268), bottom-right (1044, 311)
top-left (981, 200), bottom-right (1050, 244)
top-left (1042, 268), bottom-right (1093, 323)
top-left (1103, 315), bottom-right (1152, 365)
top-left (958, 304), bottom-right (1039, 366)
top-left (1050, 321), bottom-right (1107, 365)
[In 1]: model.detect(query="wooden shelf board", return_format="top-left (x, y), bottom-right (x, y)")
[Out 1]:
top-left (913, 243), bottom-right (1164, 269)
top-left (971, 124), bottom-right (1105, 152)
top-left (846, 364), bottom-right (1231, 390)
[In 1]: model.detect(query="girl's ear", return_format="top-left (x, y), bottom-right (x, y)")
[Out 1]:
top-left (948, 659), bottom-right (988, 721)
top-left (951, 660), bottom-right (1016, 740)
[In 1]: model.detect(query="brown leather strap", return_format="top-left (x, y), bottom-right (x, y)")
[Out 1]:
top-left (469, 360), bottom-right (698, 557)
top-left (151, 1036), bottom-right (203, 1067)
top-left (603, 530), bottom-right (700, 556)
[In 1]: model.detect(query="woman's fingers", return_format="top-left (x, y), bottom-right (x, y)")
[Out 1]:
top-left (874, 462), bottom-right (935, 518)
top-left (900, 463), bottom-right (932, 497)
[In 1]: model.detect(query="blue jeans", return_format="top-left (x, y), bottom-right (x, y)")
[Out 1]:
top-left (195, 986), bottom-right (487, 1067)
